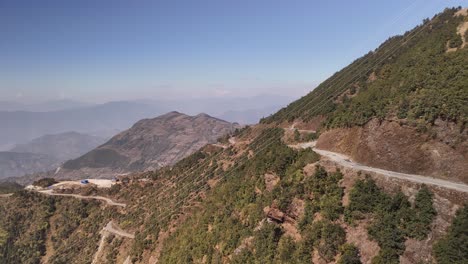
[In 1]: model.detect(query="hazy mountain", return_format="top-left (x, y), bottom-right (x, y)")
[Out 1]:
top-left (0, 95), bottom-right (290, 148)
top-left (0, 152), bottom-right (59, 179)
top-left (0, 99), bottom-right (93, 112)
top-left (0, 101), bottom-right (165, 148)
top-left (10, 132), bottom-right (107, 161)
top-left (138, 94), bottom-right (294, 117)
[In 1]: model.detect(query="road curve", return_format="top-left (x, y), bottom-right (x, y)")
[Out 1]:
top-left (104, 221), bottom-right (135, 238)
top-left (38, 190), bottom-right (127, 207)
top-left (92, 221), bottom-right (134, 264)
top-left (290, 141), bottom-right (468, 193)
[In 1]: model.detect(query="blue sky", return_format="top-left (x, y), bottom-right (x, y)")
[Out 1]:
top-left (0, 0), bottom-right (465, 102)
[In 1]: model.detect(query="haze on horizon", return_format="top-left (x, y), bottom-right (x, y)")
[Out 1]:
top-left (0, 0), bottom-right (465, 103)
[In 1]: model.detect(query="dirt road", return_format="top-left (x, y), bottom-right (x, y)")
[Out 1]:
top-left (92, 221), bottom-right (134, 264)
top-left (38, 190), bottom-right (127, 207)
top-left (290, 141), bottom-right (468, 193)
top-left (104, 221), bottom-right (135, 239)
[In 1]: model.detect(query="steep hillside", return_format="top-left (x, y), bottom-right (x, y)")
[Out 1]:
top-left (56, 112), bottom-right (239, 179)
top-left (264, 7), bottom-right (468, 183)
top-left (10, 132), bottom-right (106, 161)
top-left (0, 152), bottom-right (59, 180)
top-left (1, 7), bottom-right (467, 264)
top-left (2, 125), bottom-right (466, 263)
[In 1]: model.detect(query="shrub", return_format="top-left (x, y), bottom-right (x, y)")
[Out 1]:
top-left (338, 243), bottom-right (362, 264)
top-left (433, 205), bottom-right (468, 264)
top-left (32, 177), bottom-right (58, 188)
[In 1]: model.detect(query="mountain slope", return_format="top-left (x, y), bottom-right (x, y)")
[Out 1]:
top-left (10, 132), bottom-right (106, 161)
top-left (56, 112), bottom-right (239, 179)
top-left (1, 7), bottom-right (467, 264)
top-left (264, 7), bottom-right (468, 183)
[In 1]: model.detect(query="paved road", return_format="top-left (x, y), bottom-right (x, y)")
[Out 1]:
top-left (290, 141), bottom-right (468, 193)
top-left (38, 190), bottom-right (127, 207)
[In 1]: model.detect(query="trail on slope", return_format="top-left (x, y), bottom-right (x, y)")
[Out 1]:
top-left (104, 221), bottom-right (135, 239)
top-left (92, 221), bottom-right (134, 264)
top-left (289, 141), bottom-right (468, 193)
top-left (38, 190), bottom-right (127, 207)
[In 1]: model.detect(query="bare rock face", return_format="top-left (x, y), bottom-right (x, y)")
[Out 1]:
top-left (316, 118), bottom-right (468, 184)
top-left (56, 112), bottom-right (239, 179)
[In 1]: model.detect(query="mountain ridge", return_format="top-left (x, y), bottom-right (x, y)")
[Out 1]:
top-left (54, 111), bottom-right (239, 179)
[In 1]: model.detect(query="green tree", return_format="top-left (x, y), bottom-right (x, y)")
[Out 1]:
top-left (338, 243), bottom-right (362, 264)
top-left (433, 205), bottom-right (468, 264)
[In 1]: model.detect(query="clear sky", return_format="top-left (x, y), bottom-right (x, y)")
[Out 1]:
top-left (0, 0), bottom-right (465, 103)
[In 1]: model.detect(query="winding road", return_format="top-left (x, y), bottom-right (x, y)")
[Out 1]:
top-left (290, 141), bottom-right (468, 193)
top-left (38, 190), bottom-right (127, 207)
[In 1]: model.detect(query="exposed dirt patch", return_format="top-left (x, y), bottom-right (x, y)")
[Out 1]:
top-left (458, 21), bottom-right (468, 48)
top-left (287, 198), bottom-right (305, 219)
top-left (264, 173), bottom-right (280, 192)
top-left (454, 7), bottom-right (468, 17)
top-left (446, 9), bottom-right (468, 52)
top-left (42, 214), bottom-right (58, 264)
top-left (317, 118), bottom-right (468, 183)
top-left (367, 71), bottom-right (377, 82)
top-left (280, 116), bottom-right (326, 132)
top-left (303, 162), bottom-right (318, 177)
top-left (344, 220), bottom-right (380, 264)
top-left (282, 221), bottom-right (302, 241)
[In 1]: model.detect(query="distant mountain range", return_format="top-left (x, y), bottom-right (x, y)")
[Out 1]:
top-left (0, 132), bottom-right (107, 180)
top-left (0, 99), bottom-right (93, 112)
top-left (0, 152), bottom-right (59, 180)
top-left (0, 95), bottom-right (292, 149)
top-left (7, 112), bottom-right (239, 183)
top-left (10, 132), bottom-right (106, 161)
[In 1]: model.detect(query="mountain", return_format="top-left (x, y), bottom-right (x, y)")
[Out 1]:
top-left (0, 101), bottom-right (165, 148)
top-left (0, 132), bottom-right (106, 180)
top-left (0, 152), bottom-right (60, 179)
top-left (0, 95), bottom-right (290, 148)
top-left (1, 7), bottom-right (467, 264)
top-left (52, 111), bottom-right (239, 179)
top-left (264, 7), bottom-right (468, 184)
top-left (10, 132), bottom-right (106, 161)
top-left (0, 99), bottom-right (93, 112)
